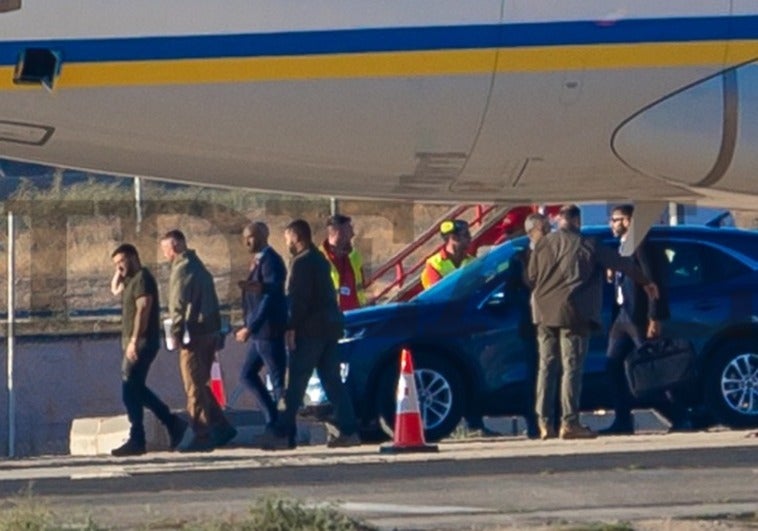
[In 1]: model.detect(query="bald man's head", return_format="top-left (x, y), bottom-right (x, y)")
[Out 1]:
top-left (243, 221), bottom-right (269, 254)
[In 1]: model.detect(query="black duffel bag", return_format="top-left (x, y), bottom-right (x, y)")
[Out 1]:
top-left (624, 337), bottom-right (698, 400)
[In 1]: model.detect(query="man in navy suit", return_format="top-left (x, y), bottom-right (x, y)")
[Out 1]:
top-left (600, 205), bottom-right (673, 435)
top-left (235, 221), bottom-right (288, 429)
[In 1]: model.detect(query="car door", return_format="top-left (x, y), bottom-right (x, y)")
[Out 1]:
top-left (463, 251), bottom-right (534, 415)
top-left (649, 238), bottom-right (752, 351)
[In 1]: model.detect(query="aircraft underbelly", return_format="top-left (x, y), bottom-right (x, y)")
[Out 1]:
top-left (0, 66), bottom-right (738, 203)
top-left (0, 75), bottom-right (495, 196)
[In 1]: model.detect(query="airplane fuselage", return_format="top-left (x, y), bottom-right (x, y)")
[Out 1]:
top-left (1, 1), bottom-right (757, 207)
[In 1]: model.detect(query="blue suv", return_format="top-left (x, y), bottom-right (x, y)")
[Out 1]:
top-left (337, 225), bottom-right (758, 441)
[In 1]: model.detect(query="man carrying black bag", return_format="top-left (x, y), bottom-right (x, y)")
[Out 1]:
top-left (599, 205), bottom-right (690, 435)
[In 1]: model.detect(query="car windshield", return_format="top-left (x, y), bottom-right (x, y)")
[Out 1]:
top-left (413, 236), bottom-right (529, 303)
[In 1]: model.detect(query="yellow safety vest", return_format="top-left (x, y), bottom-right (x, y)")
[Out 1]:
top-left (320, 244), bottom-right (366, 307)
top-left (421, 250), bottom-right (474, 289)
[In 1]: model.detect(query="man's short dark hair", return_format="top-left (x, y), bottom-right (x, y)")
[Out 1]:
top-left (612, 204), bottom-right (634, 218)
top-left (161, 229), bottom-right (186, 243)
top-left (558, 204), bottom-right (582, 221)
top-left (326, 214), bottom-right (352, 227)
top-left (111, 243), bottom-right (139, 259)
top-left (286, 219), bottom-right (312, 243)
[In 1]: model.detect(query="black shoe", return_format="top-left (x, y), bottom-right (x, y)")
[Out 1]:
top-left (598, 419), bottom-right (635, 436)
top-left (326, 432), bottom-right (361, 448)
top-left (258, 426), bottom-right (294, 450)
top-left (167, 416), bottom-right (188, 450)
top-left (111, 439), bottom-right (146, 457)
top-left (178, 436), bottom-right (215, 453)
top-left (212, 425), bottom-right (238, 447)
top-left (525, 426), bottom-right (541, 439)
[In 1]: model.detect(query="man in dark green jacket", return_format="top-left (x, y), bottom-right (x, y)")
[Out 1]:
top-left (259, 219), bottom-right (360, 450)
top-left (110, 243), bottom-right (188, 456)
top-left (160, 229), bottom-right (236, 452)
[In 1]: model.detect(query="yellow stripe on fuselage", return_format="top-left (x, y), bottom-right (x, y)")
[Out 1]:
top-left (1, 41), bottom-right (756, 90)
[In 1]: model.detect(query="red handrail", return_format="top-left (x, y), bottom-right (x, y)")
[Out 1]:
top-left (366, 204), bottom-right (470, 284)
top-left (365, 204), bottom-right (504, 302)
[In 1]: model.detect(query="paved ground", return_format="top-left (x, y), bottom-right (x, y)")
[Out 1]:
top-left (0, 427), bottom-right (755, 529)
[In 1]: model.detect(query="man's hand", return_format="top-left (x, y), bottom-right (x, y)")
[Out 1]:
top-left (110, 270), bottom-right (124, 296)
top-left (125, 340), bottom-right (138, 362)
top-left (235, 327), bottom-right (250, 343)
top-left (643, 282), bottom-right (659, 300)
top-left (647, 319), bottom-right (662, 339)
top-left (285, 329), bottom-right (296, 352)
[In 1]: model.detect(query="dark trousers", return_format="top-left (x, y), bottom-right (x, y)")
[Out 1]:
top-left (241, 337), bottom-right (286, 426)
top-left (276, 337), bottom-right (357, 438)
top-left (179, 334), bottom-right (232, 439)
top-left (121, 344), bottom-right (173, 444)
top-left (606, 308), bottom-right (642, 423)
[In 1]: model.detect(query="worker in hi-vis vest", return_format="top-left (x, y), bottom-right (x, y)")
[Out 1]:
top-left (421, 218), bottom-right (501, 437)
top-left (420, 219), bottom-right (475, 289)
top-left (320, 214), bottom-right (366, 311)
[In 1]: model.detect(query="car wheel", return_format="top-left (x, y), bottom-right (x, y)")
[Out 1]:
top-left (375, 352), bottom-right (465, 442)
top-left (704, 340), bottom-right (758, 428)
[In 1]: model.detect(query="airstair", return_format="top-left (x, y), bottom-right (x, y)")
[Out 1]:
top-left (365, 204), bottom-right (536, 303)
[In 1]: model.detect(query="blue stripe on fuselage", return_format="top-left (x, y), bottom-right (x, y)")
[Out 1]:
top-left (0, 15), bottom-right (754, 66)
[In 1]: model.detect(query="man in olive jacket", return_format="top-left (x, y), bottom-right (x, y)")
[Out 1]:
top-left (259, 219), bottom-right (360, 450)
top-left (160, 229), bottom-right (236, 452)
top-left (528, 205), bottom-right (659, 440)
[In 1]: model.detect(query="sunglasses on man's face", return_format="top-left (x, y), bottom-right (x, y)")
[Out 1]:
top-left (609, 217), bottom-right (627, 223)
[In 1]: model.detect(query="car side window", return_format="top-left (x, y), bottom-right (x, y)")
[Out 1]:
top-left (701, 244), bottom-right (750, 282)
top-left (661, 243), bottom-right (703, 288)
top-left (656, 241), bottom-right (748, 288)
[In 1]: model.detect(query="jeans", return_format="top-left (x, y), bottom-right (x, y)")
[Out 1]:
top-left (276, 337), bottom-right (357, 438)
top-left (535, 324), bottom-right (589, 426)
top-left (121, 343), bottom-right (173, 444)
top-left (241, 337), bottom-right (286, 426)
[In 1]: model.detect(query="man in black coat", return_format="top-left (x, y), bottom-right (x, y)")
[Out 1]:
top-left (600, 204), bottom-right (676, 435)
top-left (258, 219), bottom-right (360, 450)
top-left (235, 222), bottom-right (288, 430)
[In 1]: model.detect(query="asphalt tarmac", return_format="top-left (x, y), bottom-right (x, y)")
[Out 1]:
top-left (0, 427), bottom-right (755, 529)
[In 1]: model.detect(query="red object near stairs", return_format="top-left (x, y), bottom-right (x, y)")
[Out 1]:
top-left (365, 204), bottom-right (539, 303)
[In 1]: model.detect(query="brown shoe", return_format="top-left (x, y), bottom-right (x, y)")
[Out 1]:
top-left (559, 423), bottom-right (597, 440)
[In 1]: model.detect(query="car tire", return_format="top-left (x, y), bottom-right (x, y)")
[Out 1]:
top-left (375, 352), bottom-right (465, 442)
top-left (704, 339), bottom-right (758, 428)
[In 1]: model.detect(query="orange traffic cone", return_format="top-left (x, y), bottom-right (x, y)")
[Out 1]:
top-left (380, 348), bottom-right (438, 453)
top-left (210, 355), bottom-right (227, 409)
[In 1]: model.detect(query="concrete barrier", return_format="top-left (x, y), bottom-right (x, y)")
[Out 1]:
top-left (0, 332), bottom-right (260, 457)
